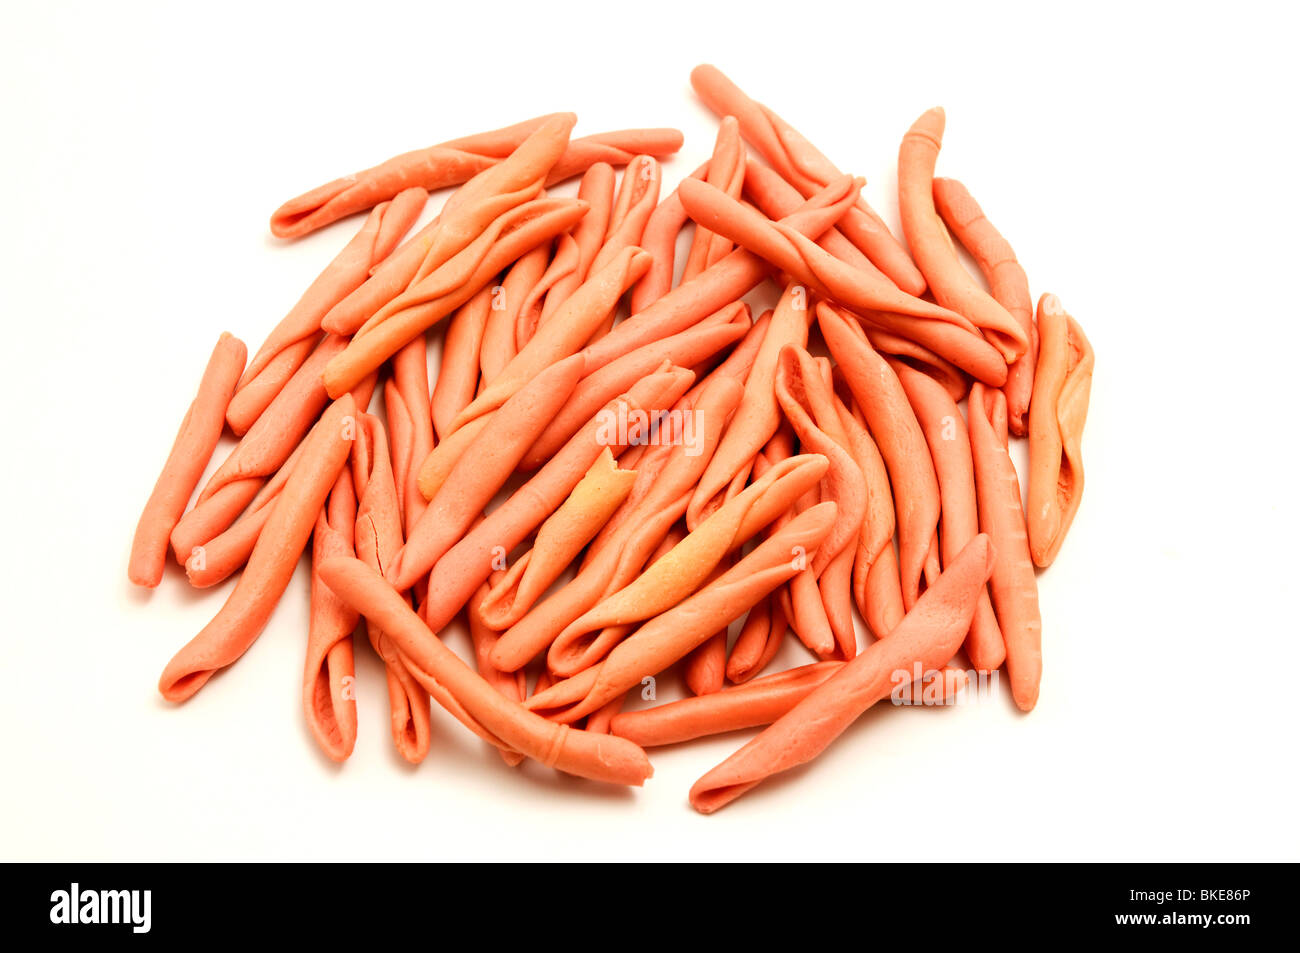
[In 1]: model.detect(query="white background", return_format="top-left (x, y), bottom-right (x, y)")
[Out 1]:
top-left (2, 0), bottom-right (1297, 861)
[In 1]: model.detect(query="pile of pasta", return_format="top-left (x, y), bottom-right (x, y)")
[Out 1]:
top-left (129, 65), bottom-right (1093, 813)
